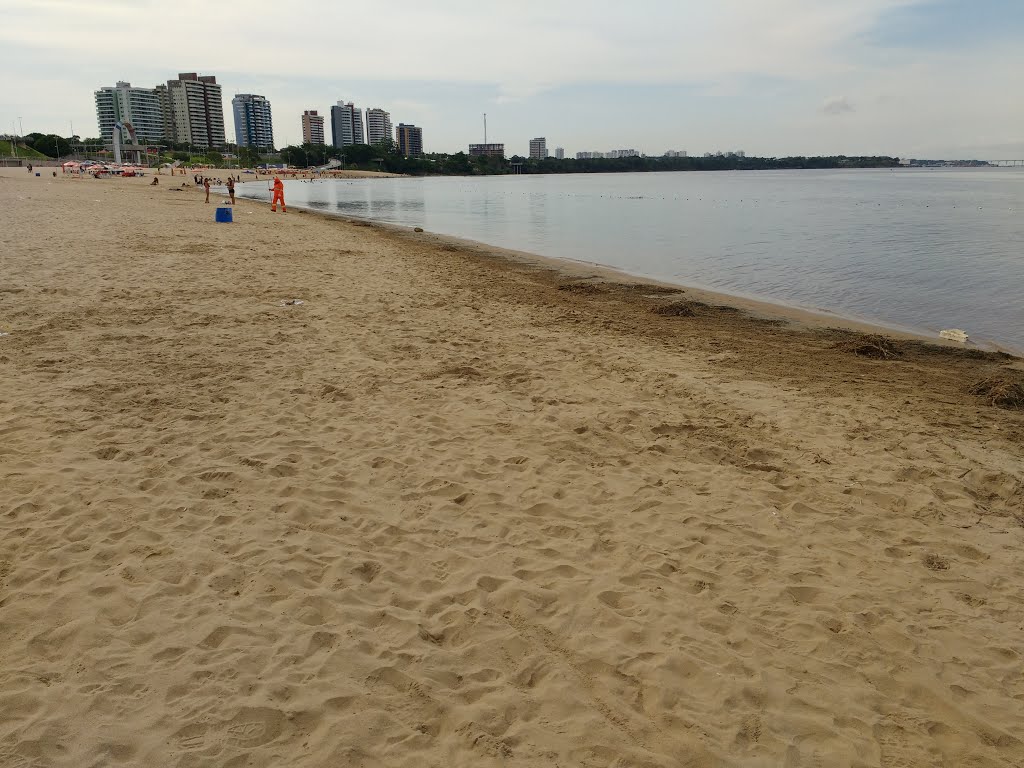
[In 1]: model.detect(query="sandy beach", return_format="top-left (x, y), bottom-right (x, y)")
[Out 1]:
top-left (2, 167), bottom-right (1023, 767)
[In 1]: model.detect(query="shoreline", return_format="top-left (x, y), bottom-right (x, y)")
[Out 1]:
top-left (234, 182), bottom-right (1020, 357)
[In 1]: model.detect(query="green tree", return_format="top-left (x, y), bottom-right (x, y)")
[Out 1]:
top-left (238, 147), bottom-right (263, 167)
top-left (22, 133), bottom-right (71, 158)
top-left (279, 145), bottom-right (308, 167)
top-left (371, 137), bottom-right (399, 155)
top-left (339, 143), bottom-right (377, 166)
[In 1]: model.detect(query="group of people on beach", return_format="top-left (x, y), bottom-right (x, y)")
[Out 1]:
top-left (195, 174), bottom-right (237, 205)
top-left (194, 173), bottom-right (238, 187)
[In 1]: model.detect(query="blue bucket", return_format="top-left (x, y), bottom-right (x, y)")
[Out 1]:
top-left (215, 207), bottom-right (233, 223)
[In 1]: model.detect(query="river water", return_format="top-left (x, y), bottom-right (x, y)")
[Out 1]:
top-left (238, 169), bottom-right (1024, 352)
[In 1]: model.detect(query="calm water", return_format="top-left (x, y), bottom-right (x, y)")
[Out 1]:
top-left (238, 170), bottom-right (1024, 351)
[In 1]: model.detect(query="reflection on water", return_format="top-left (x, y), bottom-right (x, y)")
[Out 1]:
top-left (239, 170), bottom-right (1024, 351)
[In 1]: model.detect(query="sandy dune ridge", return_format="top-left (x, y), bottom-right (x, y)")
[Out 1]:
top-left (1, 169), bottom-right (1023, 767)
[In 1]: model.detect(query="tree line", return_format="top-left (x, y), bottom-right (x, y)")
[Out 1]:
top-left (14, 131), bottom-right (900, 174)
top-left (279, 141), bottom-right (900, 175)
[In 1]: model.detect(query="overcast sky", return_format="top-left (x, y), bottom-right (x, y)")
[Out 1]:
top-left (2, 0), bottom-right (1022, 158)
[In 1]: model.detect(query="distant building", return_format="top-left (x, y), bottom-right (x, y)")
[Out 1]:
top-left (232, 94), bottom-right (274, 149)
top-left (94, 81), bottom-right (165, 143)
top-left (365, 108), bottom-right (393, 145)
top-left (396, 123), bottom-right (423, 157)
top-left (153, 84), bottom-right (173, 142)
top-left (469, 143), bottom-right (505, 158)
top-left (576, 151), bottom-right (603, 159)
top-left (301, 110), bottom-right (325, 145)
top-left (165, 73), bottom-right (225, 149)
top-left (664, 150), bottom-right (687, 158)
top-left (330, 101), bottom-right (365, 147)
top-left (554, 147), bottom-right (564, 159)
top-left (607, 149), bottom-right (639, 158)
top-left (529, 137), bottom-right (546, 160)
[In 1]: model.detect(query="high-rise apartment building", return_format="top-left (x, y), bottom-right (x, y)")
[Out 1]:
top-left (232, 94), bottom-right (274, 149)
top-left (365, 108), bottom-right (393, 145)
top-left (330, 101), bottom-right (365, 147)
top-left (154, 84), bottom-right (174, 143)
top-left (94, 82), bottom-right (165, 143)
top-left (165, 73), bottom-right (225, 149)
top-left (529, 137), bottom-right (547, 160)
top-left (396, 124), bottom-right (423, 157)
top-left (301, 110), bottom-right (325, 145)
top-left (554, 147), bottom-right (565, 160)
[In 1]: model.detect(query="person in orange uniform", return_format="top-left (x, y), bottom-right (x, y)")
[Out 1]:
top-left (271, 176), bottom-right (286, 212)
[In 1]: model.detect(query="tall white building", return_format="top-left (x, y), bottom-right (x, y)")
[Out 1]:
top-left (165, 73), bottom-right (225, 149)
top-left (330, 101), bottom-right (365, 147)
top-left (529, 137), bottom-right (546, 160)
top-left (94, 82), bottom-right (165, 143)
top-left (365, 108), bottom-right (393, 145)
top-left (554, 147), bottom-right (564, 160)
top-left (232, 94), bottom-right (274, 149)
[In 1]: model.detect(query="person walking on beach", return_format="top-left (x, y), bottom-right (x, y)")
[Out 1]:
top-left (226, 177), bottom-right (235, 205)
top-left (271, 176), bottom-right (286, 213)
top-left (203, 177), bottom-right (210, 203)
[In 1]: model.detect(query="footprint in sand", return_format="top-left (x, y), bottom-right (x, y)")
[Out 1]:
top-left (0, 749), bottom-right (46, 768)
top-left (173, 708), bottom-right (285, 752)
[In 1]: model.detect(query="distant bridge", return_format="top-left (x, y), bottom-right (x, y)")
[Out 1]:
top-left (991, 160), bottom-right (1024, 167)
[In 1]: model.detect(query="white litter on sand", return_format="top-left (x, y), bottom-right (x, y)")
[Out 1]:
top-left (280, 299), bottom-right (305, 307)
top-left (939, 329), bottom-right (969, 343)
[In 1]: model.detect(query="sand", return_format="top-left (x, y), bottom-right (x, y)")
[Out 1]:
top-left (1, 168), bottom-right (1023, 768)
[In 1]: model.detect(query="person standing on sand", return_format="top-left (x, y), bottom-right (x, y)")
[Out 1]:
top-left (204, 177), bottom-right (210, 203)
top-left (226, 177), bottom-right (235, 205)
top-left (271, 176), bottom-right (286, 213)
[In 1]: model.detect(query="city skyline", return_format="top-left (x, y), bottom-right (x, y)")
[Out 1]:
top-left (4, 1), bottom-right (1023, 160)
top-left (86, 79), bottom-right (812, 161)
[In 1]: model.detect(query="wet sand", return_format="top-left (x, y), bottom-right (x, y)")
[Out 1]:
top-left (1, 168), bottom-right (1023, 767)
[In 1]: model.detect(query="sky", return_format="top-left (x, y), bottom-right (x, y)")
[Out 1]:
top-left (2, 0), bottom-right (1023, 159)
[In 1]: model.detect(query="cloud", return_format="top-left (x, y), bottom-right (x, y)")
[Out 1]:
top-left (1, 0), bottom-right (927, 87)
top-left (822, 96), bottom-right (855, 115)
top-left (3, 0), bottom-right (1023, 157)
